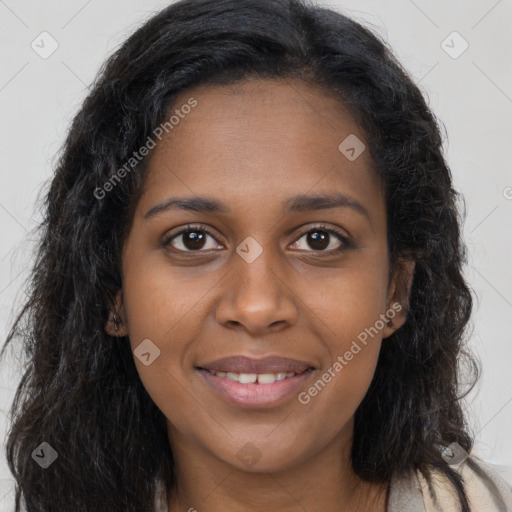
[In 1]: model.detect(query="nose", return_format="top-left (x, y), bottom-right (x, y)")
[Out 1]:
top-left (215, 245), bottom-right (299, 335)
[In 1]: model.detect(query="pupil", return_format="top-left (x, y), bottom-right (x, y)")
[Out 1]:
top-left (184, 230), bottom-right (206, 250)
top-left (308, 231), bottom-right (329, 250)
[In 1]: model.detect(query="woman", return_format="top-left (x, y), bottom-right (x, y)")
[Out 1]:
top-left (2, 0), bottom-right (511, 511)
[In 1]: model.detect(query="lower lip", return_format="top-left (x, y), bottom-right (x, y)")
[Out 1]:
top-left (196, 368), bottom-right (315, 408)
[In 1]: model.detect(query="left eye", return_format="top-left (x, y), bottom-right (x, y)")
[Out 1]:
top-left (290, 227), bottom-right (348, 252)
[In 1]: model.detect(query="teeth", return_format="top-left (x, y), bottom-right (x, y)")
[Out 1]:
top-left (209, 369), bottom-right (300, 384)
top-left (238, 373), bottom-right (257, 384)
top-left (258, 373), bottom-right (277, 384)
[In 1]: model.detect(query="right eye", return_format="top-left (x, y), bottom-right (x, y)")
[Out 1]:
top-left (162, 224), bottom-right (224, 253)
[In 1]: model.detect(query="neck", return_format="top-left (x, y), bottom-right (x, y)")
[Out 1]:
top-left (165, 420), bottom-right (388, 512)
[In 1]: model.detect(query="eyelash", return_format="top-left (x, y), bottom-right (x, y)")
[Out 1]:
top-left (162, 223), bottom-right (351, 255)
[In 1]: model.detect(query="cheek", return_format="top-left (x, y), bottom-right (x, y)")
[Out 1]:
top-left (120, 256), bottom-right (199, 403)
top-left (300, 256), bottom-right (390, 340)
top-left (122, 252), bottom-right (209, 345)
top-left (121, 273), bottom-right (199, 426)
top-left (298, 328), bottom-right (382, 433)
top-left (295, 259), bottom-right (388, 411)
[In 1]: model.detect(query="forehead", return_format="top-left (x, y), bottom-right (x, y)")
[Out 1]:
top-left (139, 78), bottom-right (383, 221)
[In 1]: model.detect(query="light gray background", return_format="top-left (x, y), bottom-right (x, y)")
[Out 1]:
top-left (1, 0), bottom-right (511, 507)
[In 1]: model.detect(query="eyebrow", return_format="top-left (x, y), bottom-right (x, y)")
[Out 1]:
top-left (144, 192), bottom-right (370, 220)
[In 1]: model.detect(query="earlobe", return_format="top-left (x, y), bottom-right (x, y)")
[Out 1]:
top-left (104, 289), bottom-right (128, 337)
top-left (382, 259), bottom-right (415, 339)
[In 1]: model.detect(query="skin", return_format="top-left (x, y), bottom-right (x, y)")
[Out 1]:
top-left (106, 78), bottom-right (415, 512)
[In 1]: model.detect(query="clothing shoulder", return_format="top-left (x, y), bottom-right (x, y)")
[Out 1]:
top-left (416, 454), bottom-right (512, 512)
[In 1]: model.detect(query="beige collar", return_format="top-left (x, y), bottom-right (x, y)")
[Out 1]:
top-left (387, 469), bottom-right (426, 512)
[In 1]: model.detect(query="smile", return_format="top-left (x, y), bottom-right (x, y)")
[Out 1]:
top-left (196, 367), bottom-right (315, 408)
top-left (206, 369), bottom-right (299, 384)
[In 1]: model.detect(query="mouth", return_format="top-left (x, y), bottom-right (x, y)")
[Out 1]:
top-left (198, 367), bottom-right (313, 383)
top-left (196, 355), bottom-right (315, 375)
top-left (195, 366), bottom-right (316, 408)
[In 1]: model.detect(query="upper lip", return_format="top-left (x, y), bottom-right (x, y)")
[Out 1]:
top-left (196, 356), bottom-right (315, 374)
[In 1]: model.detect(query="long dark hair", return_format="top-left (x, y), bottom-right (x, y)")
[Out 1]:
top-left (1, 0), bottom-right (480, 510)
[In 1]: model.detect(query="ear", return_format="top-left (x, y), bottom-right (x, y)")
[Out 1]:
top-left (382, 259), bottom-right (415, 339)
top-left (104, 289), bottom-right (128, 337)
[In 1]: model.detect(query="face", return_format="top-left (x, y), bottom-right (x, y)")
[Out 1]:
top-left (110, 78), bottom-right (414, 473)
